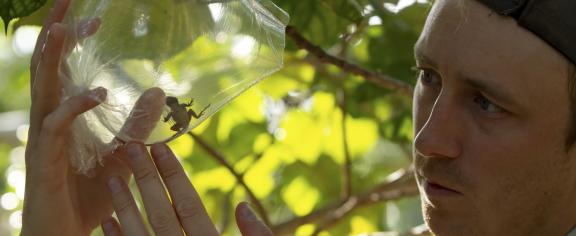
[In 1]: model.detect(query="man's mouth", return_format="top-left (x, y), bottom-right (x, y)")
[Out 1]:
top-left (423, 179), bottom-right (462, 197)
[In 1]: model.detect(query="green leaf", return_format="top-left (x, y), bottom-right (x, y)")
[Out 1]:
top-left (0, 0), bottom-right (47, 33)
top-left (245, 150), bottom-right (283, 198)
top-left (68, 0), bottom-right (214, 61)
top-left (350, 215), bottom-right (377, 235)
top-left (281, 176), bottom-right (320, 216)
top-left (272, 0), bottom-right (363, 47)
top-left (320, 0), bottom-right (363, 23)
top-left (366, 3), bottom-right (429, 82)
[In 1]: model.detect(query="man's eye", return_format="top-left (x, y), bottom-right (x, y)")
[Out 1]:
top-left (473, 95), bottom-right (503, 113)
top-left (417, 68), bottom-right (441, 87)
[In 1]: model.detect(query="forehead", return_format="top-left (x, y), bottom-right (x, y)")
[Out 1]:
top-left (416, 0), bottom-right (569, 112)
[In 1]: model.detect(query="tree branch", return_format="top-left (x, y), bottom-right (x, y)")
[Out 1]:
top-left (364, 224), bottom-right (432, 236)
top-left (188, 132), bottom-right (271, 226)
top-left (218, 189), bottom-right (234, 234)
top-left (272, 168), bottom-right (418, 235)
top-left (311, 168), bottom-right (417, 235)
top-left (337, 28), bottom-right (354, 202)
top-left (285, 26), bottom-right (414, 97)
top-left (338, 86), bottom-right (353, 201)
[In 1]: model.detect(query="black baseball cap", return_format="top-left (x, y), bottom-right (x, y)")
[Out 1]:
top-left (477, 0), bottom-right (576, 64)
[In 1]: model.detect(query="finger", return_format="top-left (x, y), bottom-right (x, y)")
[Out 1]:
top-left (101, 148), bottom-right (132, 182)
top-left (73, 148), bottom-right (133, 224)
top-left (91, 88), bottom-right (165, 233)
top-left (58, 18), bottom-right (101, 82)
top-left (125, 142), bottom-right (184, 236)
top-left (235, 202), bottom-right (273, 236)
top-left (101, 216), bottom-right (124, 236)
top-left (32, 17), bottom-right (101, 99)
top-left (29, 87), bottom-right (106, 177)
top-left (116, 88), bottom-right (166, 143)
top-left (31, 0), bottom-right (71, 76)
top-left (29, 22), bottom-right (67, 148)
top-left (33, 22), bottom-right (66, 103)
top-left (150, 143), bottom-right (219, 236)
top-left (39, 87), bottom-right (106, 142)
top-left (76, 17), bottom-right (101, 38)
top-left (30, 18), bottom-right (102, 147)
top-left (62, 17), bottom-right (102, 64)
top-left (107, 176), bottom-right (150, 236)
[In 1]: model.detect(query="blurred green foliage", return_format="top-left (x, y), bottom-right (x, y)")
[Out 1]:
top-left (0, 0), bottom-right (46, 33)
top-left (0, 0), bottom-right (431, 235)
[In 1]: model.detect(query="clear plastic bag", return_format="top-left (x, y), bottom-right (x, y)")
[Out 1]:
top-left (61, 0), bottom-right (289, 175)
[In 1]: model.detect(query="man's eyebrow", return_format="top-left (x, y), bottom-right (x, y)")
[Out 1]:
top-left (462, 75), bottom-right (519, 107)
top-left (414, 44), bottom-right (521, 108)
top-left (413, 45), bottom-right (438, 68)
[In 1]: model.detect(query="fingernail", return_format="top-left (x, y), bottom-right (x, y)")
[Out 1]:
top-left (240, 202), bottom-right (259, 222)
top-left (78, 20), bottom-right (93, 38)
top-left (78, 18), bottom-right (100, 38)
top-left (107, 176), bottom-right (122, 194)
top-left (89, 87), bottom-right (107, 103)
top-left (127, 142), bottom-right (143, 160)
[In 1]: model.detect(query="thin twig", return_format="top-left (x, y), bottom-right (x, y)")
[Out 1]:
top-left (340, 19), bottom-right (369, 58)
top-left (285, 26), bottom-right (414, 97)
top-left (337, 23), bottom-right (355, 202)
top-left (272, 169), bottom-right (418, 235)
top-left (218, 189), bottom-right (234, 234)
top-left (338, 86), bottom-right (353, 201)
top-left (311, 168), bottom-right (417, 235)
top-left (188, 132), bottom-right (271, 226)
top-left (364, 224), bottom-right (432, 236)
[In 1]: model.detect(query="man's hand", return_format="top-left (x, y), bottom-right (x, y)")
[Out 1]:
top-left (101, 142), bottom-right (273, 236)
top-left (22, 0), bottom-right (164, 234)
top-left (22, 0), bottom-right (276, 235)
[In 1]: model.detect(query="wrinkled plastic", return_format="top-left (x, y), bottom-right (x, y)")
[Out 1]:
top-left (61, 0), bottom-right (289, 175)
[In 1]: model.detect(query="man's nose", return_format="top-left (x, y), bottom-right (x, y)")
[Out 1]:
top-left (414, 99), bottom-right (462, 159)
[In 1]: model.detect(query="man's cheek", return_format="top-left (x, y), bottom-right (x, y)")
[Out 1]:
top-left (412, 96), bottom-right (435, 135)
top-left (460, 147), bottom-right (528, 208)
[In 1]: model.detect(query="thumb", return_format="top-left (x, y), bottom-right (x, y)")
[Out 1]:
top-left (235, 202), bottom-right (273, 236)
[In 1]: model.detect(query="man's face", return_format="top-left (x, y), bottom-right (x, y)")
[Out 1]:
top-left (413, 0), bottom-right (576, 235)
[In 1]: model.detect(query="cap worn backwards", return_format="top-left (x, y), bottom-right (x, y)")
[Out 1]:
top-left (477, 0), bottom-right (576, 64)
